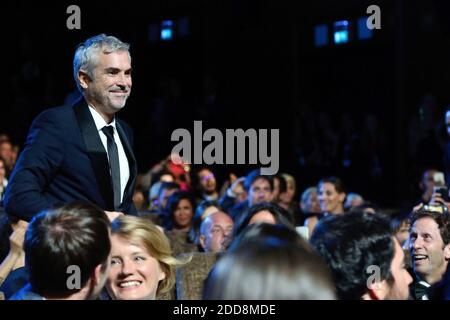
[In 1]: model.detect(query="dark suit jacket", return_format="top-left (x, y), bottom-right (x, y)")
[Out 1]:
top-left (4, 99), bottom-right (137, 221)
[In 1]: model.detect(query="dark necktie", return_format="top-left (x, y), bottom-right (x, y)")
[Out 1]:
top-left (101, 126), bottom-right (121, 210)
top-left (414, 282), bottom-right (430, 300)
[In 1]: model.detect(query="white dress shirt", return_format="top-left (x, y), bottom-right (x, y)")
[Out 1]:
top-left (0, 178), bottom-right (7, 201)
top-left (88, 106), bottom-right (130, 203)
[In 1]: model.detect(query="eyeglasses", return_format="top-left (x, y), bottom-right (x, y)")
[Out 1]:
top-left (201, 173), bottom-right (215, 181)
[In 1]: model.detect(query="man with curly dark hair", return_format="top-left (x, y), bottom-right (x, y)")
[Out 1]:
top-left (310, 210), bottom-right (412, 300)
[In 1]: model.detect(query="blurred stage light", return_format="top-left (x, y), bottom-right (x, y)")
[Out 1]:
top-left (161, 20), bottom-right (174, 41)
top-left (333, 20), bottom-right (349, 45)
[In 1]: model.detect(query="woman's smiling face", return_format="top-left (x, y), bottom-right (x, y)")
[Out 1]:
top-left (318, 182), bottom-right (345, 214)
top-left (106, 235), bottom-right (166, 300)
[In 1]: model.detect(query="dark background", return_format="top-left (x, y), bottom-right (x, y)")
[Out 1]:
top-left (2, 0), bottom-right (450, 210)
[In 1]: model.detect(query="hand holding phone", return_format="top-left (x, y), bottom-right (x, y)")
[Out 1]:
top-left (433, 186), bottom-right (449, 203)
top-left (433, 172), bottom-right (446, 187)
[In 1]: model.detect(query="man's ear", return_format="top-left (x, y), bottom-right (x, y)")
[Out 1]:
top-left (362, 288), bottom-right (380, 300)
top-left (199, 235), bottom-right (206, 250)
top-left (362, 279), bottom-right (388, 300)
top-left (444, 243), bottom-right (450, 260)
top-left (78, 70), bottom-right (91, 90)
top-left (339, 192), bottom-right (346, 204)
top-left (92, 264), bottom-right (104, 286)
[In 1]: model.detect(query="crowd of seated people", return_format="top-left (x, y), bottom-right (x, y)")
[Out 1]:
top-left (1, 147), bottom-right (450, 300)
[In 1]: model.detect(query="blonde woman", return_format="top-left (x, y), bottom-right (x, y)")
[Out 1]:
top-left (106, 216), bottom-right (189, 300)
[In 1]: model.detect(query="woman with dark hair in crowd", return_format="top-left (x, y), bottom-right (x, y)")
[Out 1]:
top-left (233, 202), bottom-right (295, 238)
top-left (203, 223), bottom-right (336, 300)
top-left (317, 176), bottom-right (346, 216)
top-left (164, 191), bottom-right (198, 255)
top-left (0, 157), bottom-right (8, 201)
top-left (304, 177), bottom-right (346, 236)
top-left (276, 173), bottom-right (300, 224)
top-left (165, 191), bottom-right (196, 232)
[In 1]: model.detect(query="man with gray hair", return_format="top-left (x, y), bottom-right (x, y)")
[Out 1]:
top-left (4, 34), bottom-right (137, 221)
top-left (344, 192), bottom-right (364, 211)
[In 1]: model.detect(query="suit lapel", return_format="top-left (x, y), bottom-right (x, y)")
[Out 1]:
top-left (73, 100), bottom-right (114, 211)
top-left (116, 121), bottom-right (137, 210)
